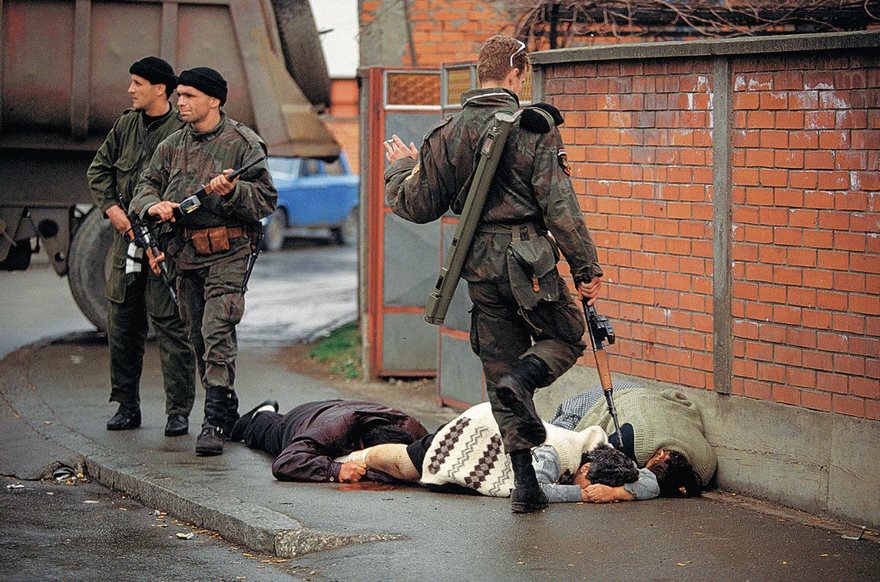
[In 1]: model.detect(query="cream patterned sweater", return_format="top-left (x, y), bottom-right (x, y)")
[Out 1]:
top-left (420, 402), bottom-right (607, 497)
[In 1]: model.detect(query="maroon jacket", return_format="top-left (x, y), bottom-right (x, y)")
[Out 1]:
top-left (269, 400), bottom-right (428, 482)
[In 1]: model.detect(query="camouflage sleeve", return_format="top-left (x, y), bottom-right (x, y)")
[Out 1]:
top-left (216, 144), bottom-right (277, 223)
top-left (86, 117), bottom-right (123, 216)
top-left (130, 140), bottom-right (171, 220)
top-left (383, 120), bottom-right (455, 224)
top-left (532, 129), bottom-right (603, 283)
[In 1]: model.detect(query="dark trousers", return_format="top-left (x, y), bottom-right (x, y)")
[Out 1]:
top-left (177, 257), bottom-right (247, 426)
top-left (108, 267), bottom-right (195, 416)
top-left (467, 278), bottom-right (586, 452)
top-left (242, 411), bottom-right (293, 457)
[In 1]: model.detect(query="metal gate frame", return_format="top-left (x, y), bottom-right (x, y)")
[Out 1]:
top-left (361, 67), bottom-right (443, 379)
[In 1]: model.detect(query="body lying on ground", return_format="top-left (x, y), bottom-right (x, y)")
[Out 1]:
top-left (343, 402), bottom-right (660, 504)
top-left (229, 399), bottom-right (427, 483)
top-left (549, 382), bottom-right (717, 497)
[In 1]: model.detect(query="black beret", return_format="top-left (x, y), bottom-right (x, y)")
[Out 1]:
top-left (177, 67), bottom-right (228, 106)
top-left (129, 56), bottom-right (177, 90)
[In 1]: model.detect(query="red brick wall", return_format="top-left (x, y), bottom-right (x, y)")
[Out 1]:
top-left (547, 59), bottom-right (718, 390)
top-left (325, 79), bottom-right (360, 174)
top-left (362, 0), bottom-right (511, 66)
top-left (543, 49), bottom-right (879, 420)
top-left (730, 53), bottom-right (879, 418)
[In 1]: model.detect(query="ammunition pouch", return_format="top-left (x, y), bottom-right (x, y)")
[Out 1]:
top-left (505, 225), bottom-right (561, 310)
top-left (186, 226), bottom-right (247, 255)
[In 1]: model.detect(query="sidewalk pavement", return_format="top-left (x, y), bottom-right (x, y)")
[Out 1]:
top-left (2, 332), bottom-right (878, 581)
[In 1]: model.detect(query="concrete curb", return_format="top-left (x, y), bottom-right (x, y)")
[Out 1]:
top-left (0, 339), bottom-right (398, 558)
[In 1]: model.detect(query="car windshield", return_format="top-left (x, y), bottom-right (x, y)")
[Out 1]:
top-left (268, 157), bottom-right (302, 179)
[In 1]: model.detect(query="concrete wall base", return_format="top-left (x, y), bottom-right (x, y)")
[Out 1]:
top-left (535, 367), bottom-right (880, 530)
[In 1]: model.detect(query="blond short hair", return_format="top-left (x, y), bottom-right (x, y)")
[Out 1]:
top-left (477, 35), bottom-right (529, 84)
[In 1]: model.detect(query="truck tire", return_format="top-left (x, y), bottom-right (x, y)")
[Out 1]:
top-left (263, 208), bottom-right (287, 252)
top-left (332, 206), bottom-right (358, 246)
top-left (68, 210), bottom-right (112, 332)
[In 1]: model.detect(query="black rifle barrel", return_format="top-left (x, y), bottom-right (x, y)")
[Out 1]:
top-left (174, 155), bottom-right (268, 219)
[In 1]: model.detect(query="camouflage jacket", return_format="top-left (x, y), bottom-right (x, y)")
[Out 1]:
top-left (131, 113), bottom-right (277, 269)
top-left (384, 88), bottom-right (602, 284)
top-left (87, 105), bottom-right (184, 214)
top-left (87, 106), bottom-right (185, 301)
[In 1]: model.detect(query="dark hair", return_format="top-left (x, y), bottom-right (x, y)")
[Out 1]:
top-left (583, 444), bottom-right (640, 487)
top-left (361, 423), bottom-right (415, 448)
top-left (648, 450), bottom-right (702, 498)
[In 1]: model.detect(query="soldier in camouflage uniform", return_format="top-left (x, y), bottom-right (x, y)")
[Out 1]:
top-left (131, 67), bottom-right (277, 456)
top-left (87, 56), bottom-right (195, 438)
top-left (384, 36), bottom-right (603, 513)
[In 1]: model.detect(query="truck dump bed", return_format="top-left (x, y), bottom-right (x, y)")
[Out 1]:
top-left (0, 0), bottom-right (341, 330)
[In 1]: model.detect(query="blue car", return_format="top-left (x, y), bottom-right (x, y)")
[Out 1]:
top-left (262, 154), bottom-right (360, 250)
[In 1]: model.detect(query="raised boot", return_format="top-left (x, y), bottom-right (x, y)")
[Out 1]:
top-left (495, 355), bottom-right (550, 446)
top-left (509, 449), bottom-right (549, 513)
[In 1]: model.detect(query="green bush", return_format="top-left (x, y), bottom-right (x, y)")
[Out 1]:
top-left (309, 322), bottom-right (361, 380)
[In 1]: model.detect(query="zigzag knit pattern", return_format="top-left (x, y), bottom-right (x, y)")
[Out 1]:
top-left (419, 402), bottom-right (606, 497)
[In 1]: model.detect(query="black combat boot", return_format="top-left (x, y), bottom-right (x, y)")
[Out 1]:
top-left (509, 449), bottom-right (549, 513)
top-left (196, 386), bottom-right (229, 456)
top-left (495, 355), bottom-right (550, 446)
top-left (228, 399), bottom-right (279, 442)
top-left (106, 403), bottom-right (141, 431)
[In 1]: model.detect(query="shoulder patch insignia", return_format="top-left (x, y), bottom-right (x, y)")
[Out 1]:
top-left (558, 149), bottom-right (571, 176)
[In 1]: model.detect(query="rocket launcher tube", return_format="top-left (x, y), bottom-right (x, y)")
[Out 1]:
top-left (424, 112), bottom-right (518, 325)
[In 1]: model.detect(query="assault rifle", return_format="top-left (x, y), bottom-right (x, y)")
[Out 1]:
top-left (115, 190), bottom-right (177, 304)
top-left (584, 302), bottom-right (623, 448)
top-left (173, 155), bottom-right (268, 220)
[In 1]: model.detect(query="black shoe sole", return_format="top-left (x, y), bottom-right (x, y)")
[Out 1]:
top-left (106, 424), bottom-right (141, 431)
top-left (195, 447), bottom-right (223, 456)
top-left (511, 499), bottom-right (549, 513)
top-left (106, 419), bottom-right (141, 431)
top-left (164, 427), bottom-right (189, 437)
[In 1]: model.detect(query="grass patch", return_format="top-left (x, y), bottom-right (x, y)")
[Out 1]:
top-left (308, 322), bottom-right (362, 380)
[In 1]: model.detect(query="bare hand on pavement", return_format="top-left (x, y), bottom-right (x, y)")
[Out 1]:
top-left (339, 461), bottom-right (367, 483)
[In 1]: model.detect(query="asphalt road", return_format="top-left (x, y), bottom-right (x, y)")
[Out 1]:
top-left (0, 243), bottom-right (355, 581)
top-left (0, 476), bottom-right (298, 581)
top-left (3, 243), bottom-right (879, 581)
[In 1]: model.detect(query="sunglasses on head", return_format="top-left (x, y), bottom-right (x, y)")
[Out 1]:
top-left (509, 39), bottom-right (526, 68)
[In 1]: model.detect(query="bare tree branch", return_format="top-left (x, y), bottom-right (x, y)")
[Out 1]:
top-left (508, 0), bottom-right (880, 46)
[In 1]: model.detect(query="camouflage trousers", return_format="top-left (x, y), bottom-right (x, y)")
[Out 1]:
top-left (176, 256), bottom-right (247, 429)
top-left (107, 266), bottom-right (195, 416)
top-left (467, 278), bottom-right (586, 452)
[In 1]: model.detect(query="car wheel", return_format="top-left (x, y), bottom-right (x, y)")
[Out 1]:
top-left (332, 206), bottom-right (358, 246)
top-left (263, 209), bottom-right (286, 252)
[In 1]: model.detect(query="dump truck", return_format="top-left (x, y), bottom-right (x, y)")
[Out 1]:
top-left (0, 0), bottom-right (341, 331)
